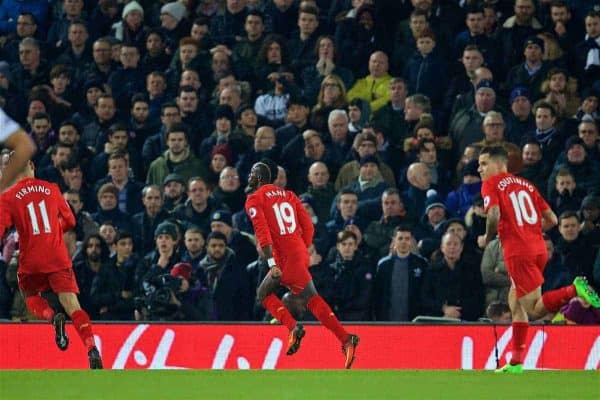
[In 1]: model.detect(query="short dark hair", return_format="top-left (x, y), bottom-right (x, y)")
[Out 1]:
top-left (486, 301), bottom-right (510, 320)
top-left (393, 225), bottom-right (413, 236)
top-left (338, 188), bottom-right (358, 200)
top-left (166, 123), bottom-right (187, 138)
top-left (533, 100), bottom-right (557, 118)
top-left (480, 145), bottom-right (508, 163)
top-left (207, 231), bottom-right (227, 243)
top-left (31, 112), bottom-right (50, 123)
top-left (116, 231), bottom-right (133, 243)
top-left (108, 123), bottom-right (128, 136)
top-left (559, 210), bottom-right (579, 224)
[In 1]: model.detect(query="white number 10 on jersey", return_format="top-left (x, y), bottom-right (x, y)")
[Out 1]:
top-left (509, 190), bottom-right (538, 226)
top-left (272, 202), bottom-right (297, 235)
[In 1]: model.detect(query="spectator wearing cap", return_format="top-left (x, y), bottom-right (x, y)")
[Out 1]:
top-left (449, 79), bottom-right (501, 157)
top-left (111, 0), bottom-right (148, 51)
top-left (548, 136), bottom-right (600, 195)
top-left (505, 86), bottom-right (535, 145)
top-left (495, 0), bottom-right (543, 76)
top-left (92, 182), bottom-right (133, 233)
top-left (132, 185), bottom-right (170, 255)
top-left (207, 144), bottom-right (233, 189)
top-left (209, 209), bottom-right (257, 270)
top-left (173, 177), bottom-right (219, 234)
top-left (347, 51), bottom-right (392, 113)
top-left (476, 111), bottom-right (523, 174)
top-left (335, 131), bottom-right (396, 190)
top-left (137, 221), bottom-right (182, 296)
top-left (575, 10), bottom-right (600, 89)
top-left (211, 166), bottom-right (246, 213)
top-left (199, 105), bottom-right (236, 157)
top-left (198, 231), bottom-right (253, 321)
top-left (337, 155), bottom-right (389, 222)
top-left (445, 160), bottom-right (482, 219)
top-left (147, 123), bottom-right (207, 186)
top-left (160, 1), bottom-right (189, 52)
top-left (162, 173), bottom-right (187, 213)
top-left (414, 192), bottom-right (447, 244)
top-left (90, 231), bottom-right (138, 320)
top-left (505, 35), bottom-right (551, 102)
top-left (404, 28), bottom-right (447, 109)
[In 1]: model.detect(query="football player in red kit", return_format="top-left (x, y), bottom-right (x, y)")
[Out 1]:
top-left (245, 162), bottom-right (359, 368)
top-left (477, 146), bottom-right (600, 373)
top-left (0, 160), bottom-right (102, 369)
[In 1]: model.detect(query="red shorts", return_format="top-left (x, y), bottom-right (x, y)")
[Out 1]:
top-left (277, 250), bottom-right (311, 295)
top-left (505, 253), bottom-right (547, 298)
top-left (17, 268), bottom-right (80, 294)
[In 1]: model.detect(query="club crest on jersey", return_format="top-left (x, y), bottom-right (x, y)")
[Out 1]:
top-left (248, 207), bottom-right (257, 218)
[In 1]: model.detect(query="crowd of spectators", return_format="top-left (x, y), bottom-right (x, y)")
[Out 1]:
top-left (0, 0), bottom-right (599, 324)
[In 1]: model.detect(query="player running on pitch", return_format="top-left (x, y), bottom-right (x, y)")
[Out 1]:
top-left (477, 146), bottom-right (600, 373)
top-left (245, 162), bottom-right (359, 368)
top-left (0, 159), bottom-right (103, 369)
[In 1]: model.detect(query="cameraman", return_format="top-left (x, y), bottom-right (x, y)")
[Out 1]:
top-left (140, 263), bottom-right (210, 321)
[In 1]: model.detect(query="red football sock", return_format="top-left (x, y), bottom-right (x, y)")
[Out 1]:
top-left (262, 294), bottom-right (296, 331)
top-left (307, 295), bottom-right (348, 343)
top-left (71, 310), bottom-right (96, 351)
top-left (541, 285), bottom-right (576, 313)
top-left (25, 295), bottom-right (54, 322)
top-left (510, 322), bottom-right (528, 365)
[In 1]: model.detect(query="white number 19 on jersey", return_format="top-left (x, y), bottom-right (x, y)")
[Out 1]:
top-left (272, 202), bottom-right (297, 235)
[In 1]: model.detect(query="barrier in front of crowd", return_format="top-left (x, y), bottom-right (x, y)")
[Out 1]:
top-left (0, 323), bottom-right (598, 370)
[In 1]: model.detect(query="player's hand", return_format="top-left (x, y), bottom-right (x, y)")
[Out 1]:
top-left (477, 235), bottom-right (488, 249)
top-left (270, 266), bottom-right (282, 279)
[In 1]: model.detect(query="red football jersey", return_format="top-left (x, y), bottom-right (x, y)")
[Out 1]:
top-left (0, 177), bottom-right (75, 274)
top-left (245, 184), bottom-right (314, 262)
top-left (481, 173), bottom-right (550, 257)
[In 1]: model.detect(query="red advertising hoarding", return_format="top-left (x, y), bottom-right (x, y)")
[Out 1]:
top-left (0, 323), bottom-right (598, 370)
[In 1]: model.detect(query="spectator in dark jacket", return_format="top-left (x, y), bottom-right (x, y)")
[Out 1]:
top-left (92, 182), bottom-right (133, 233)
top-left (421, 232), bottom-right (484, 321)
top-left (404, 28), bottom-right (447, 108)
top-left (311, 230), bottom-right (373, 321)
top-left (198, 232), bottom-right (253, 321)
top-left (131, 185), bottom-right (169, 256)
top-left (90, 232), bottom-right (137, 320)
top-left (73, 234), bottom-right (111, 319)
top-left (373, 226), bottom-right (429, 321)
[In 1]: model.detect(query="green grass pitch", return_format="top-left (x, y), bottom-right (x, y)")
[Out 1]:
top-left (0, 370), bottom-right (598, 400)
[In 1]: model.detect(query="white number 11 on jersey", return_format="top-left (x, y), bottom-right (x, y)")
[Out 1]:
top-left (26, 200), bottom-right (52, 235)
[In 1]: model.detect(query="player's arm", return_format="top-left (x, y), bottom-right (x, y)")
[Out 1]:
top-left (0, 129), bottom-right (36, 191)
top-left (541, 209), bottom-right (558, 232)
top-left (478, 205), bottom-right (500, 249)
top-left (0, 197), bottom-right (11, 238)
top-left (246, 197), bottom-right (280, 276)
